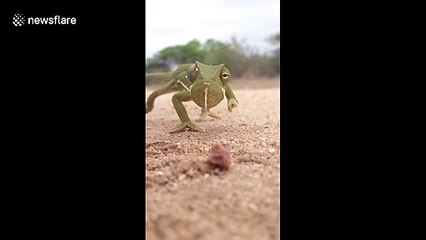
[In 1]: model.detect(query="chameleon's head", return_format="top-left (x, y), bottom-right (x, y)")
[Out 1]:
top-left (187, 61), bottom-right (231, 109)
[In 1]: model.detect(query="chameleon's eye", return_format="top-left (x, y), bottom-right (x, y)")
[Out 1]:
top-left (222, 73), bottom-right (229, 79)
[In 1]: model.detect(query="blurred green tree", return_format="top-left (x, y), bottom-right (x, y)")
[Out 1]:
top-left (146, 33), bottom-right (280, 85)
top-left (267, 32), bottom-right (280, 74)
top-left (146, 40), bottom-right (206, 73)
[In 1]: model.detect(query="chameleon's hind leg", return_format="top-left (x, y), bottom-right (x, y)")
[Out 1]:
top-left (169, 91), bottom-right (203, 133)
top-left (146, 80), bottom-right (177, 114)
top-left (197, 108), bottom-right (221, 121)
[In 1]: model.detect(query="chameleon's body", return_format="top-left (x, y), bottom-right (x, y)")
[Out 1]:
top-left (146, 61), bottom-right (238, 133)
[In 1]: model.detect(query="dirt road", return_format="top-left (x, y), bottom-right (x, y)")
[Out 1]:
top-left (145, 79), bottom-right (280, 240)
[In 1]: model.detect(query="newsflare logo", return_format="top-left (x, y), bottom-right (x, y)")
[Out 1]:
top-left (12, 13), bottom-right (77, 27)
top-left (12, 14), bottom-right (25, 26)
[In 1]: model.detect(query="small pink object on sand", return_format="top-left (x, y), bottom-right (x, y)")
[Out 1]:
top-left (207, 143), bottom-right (231, 170)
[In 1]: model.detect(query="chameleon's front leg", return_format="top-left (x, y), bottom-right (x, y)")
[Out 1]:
top-left (225, 84), bottom-right (239, 112)
top-left (169, 91), bottom-right (203, 134)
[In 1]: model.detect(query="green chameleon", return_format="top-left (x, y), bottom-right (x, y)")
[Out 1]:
top-left (146, 61), bottom-right (239, 133)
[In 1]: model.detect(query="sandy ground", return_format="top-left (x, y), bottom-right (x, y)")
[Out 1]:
top-left (145, 78), bottom-right (280, 240)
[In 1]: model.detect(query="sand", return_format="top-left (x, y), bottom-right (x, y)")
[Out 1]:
top-left (145, 78), bottom-right (280, 240)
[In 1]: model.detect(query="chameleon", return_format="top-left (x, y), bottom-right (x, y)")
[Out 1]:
top-left (146, 61), bottom-right (239, 133)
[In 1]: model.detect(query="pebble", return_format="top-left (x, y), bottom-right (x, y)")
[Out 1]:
top-left (269, 139), bottom-right (277, 145)
top-left (249, 203), bottom-right (258, 211)
top-left (268, 148), bottom-right (277, 154)
top-left (178, 174), bottom-right (186, 181)
top-left (156, 171), bottom-right (164, 176)
top-left (204, 173), bottom-right (210, 178)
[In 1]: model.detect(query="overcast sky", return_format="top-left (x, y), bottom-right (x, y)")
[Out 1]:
top-left (146, 0), bottom-right (280, 59)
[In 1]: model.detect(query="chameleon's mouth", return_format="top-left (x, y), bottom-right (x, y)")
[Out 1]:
top-left (191, 82), bottom-right (224, 109)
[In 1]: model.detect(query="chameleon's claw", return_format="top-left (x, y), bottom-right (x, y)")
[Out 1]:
top-left (168, 121), bottom-right (203, 134)
top-left (227, 98), bottom-right (238, 112)
top-left (146, 104), bottom-right (153, 114)
top-left (197, 109), bottom-right (221, 121)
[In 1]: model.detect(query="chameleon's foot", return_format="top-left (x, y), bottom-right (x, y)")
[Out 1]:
top-left (197, 109), bottom-right (221, 121)
top-left (227, 98), bottom-right (238, 112)
top-left (146, 104), bottom-right (153, 114)
top-left (168, 121), bottom-right (203, 133)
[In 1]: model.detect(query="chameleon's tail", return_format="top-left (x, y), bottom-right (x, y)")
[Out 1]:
top-left (145, 72), bottom-right (175, 83)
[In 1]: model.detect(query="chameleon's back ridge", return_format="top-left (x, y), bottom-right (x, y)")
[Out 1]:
top-left (145, 61), bottom-right (239, 133)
